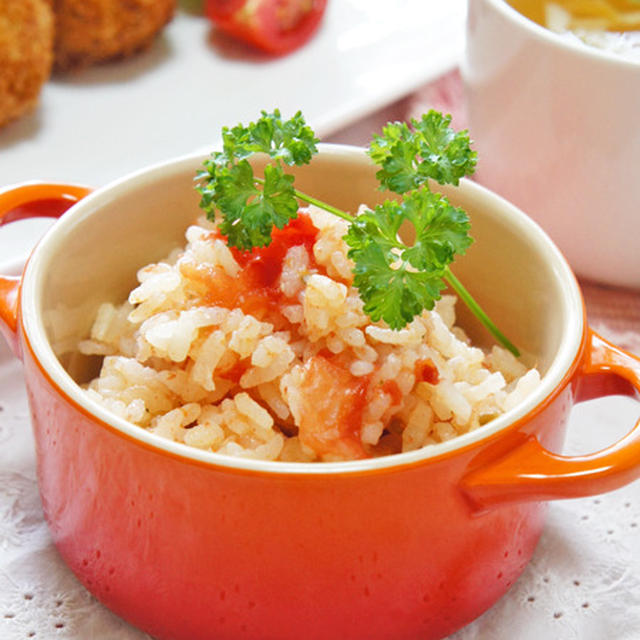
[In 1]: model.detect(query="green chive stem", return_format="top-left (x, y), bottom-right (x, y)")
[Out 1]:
top-left (293, 188), bottom-right (356, 223)
top-left (254, 177), bottom-right (355, 223)
top-left (444, 268), bottom-right (520, 357)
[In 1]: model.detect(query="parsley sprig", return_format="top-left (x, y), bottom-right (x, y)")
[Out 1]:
top-left (196, 110), bottom-right (318, 250)
top-left (344, 190), bottom-right (473, 329)
top-left (196, 109), bottom-right (519, 356)
top-left (369, 111), bottom-right (477, 191)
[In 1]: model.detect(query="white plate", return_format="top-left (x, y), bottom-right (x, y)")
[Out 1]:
top-left (0, 0), bottom-right (465, 191)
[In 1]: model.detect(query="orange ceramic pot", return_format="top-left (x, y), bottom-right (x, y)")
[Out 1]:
top-left (1, 147), bottom-right (639, 640)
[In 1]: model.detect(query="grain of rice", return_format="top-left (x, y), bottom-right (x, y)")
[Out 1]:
top-left (502, 369), bottom-right (541, 412)
top-left (335, 310), bottom-right (363, 329)
top-left (234, 392), bottom-right (274, 431)
top-left (434, 421), bottom-right (458, 442)
top-left (241, 350), bottom-right (295, 387)
top-left (403, 401), bottom-right (434, 451)
top-left (184, 423), bottom-right (225, 449)
top-left (251, 336), bottom-right (294, 368)
top-left (282, 305), bottom-right (304, 324)
top-left (396, 370), bottom-right (416, 396)
top-left (352, 344), bottom-right (378, 363)
top-left (350, 360), bottom-right (375, 377)
top-left (457, 372), bottom-right (505, 404)
top-left (280, 246), bottom-right (310, 297)
top-left (486, 345), bottom-right (528, 382)
top-left (361, 421), bottom-right (384, 445)
top-left (229, 316), bottom-right (267, 358)
top-left (366, 320), bottom-right (425, 346)
top-left (326, 335), bottom-right (345, 353)
top-left (190, 330), bottom-right (226, 391)
top-left (257, 382), bottom-right (290, 420)
top-left (339, 327), bottom-right (365, 348)
top-left (212, 239), bottom-right (241, 277)
top-left (377, 353), bottom-right (402, 380)
top-left (366, 390), bottom-right (392, 422)
top-left (129, 268), bottom-right (181, 305)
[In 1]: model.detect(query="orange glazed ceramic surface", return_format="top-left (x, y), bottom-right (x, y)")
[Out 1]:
top-left (1, 148), bottom-right (640, 640)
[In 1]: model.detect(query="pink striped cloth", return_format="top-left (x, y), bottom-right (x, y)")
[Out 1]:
top-left (326, 70), bottom-right (640, 355)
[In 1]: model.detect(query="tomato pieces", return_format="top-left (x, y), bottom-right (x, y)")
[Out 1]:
top-left (206, 0), bottom-right (328, 55)
top-left (228, 213), bottom-right (319, 288)
top-left (183, 213), bottom-right (319, 329)
top-left (297, 355), bottom-right (369, 460)
top-left (415, 358), bottom-right (439, 385)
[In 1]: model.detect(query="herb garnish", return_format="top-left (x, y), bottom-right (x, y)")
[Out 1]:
top-left (196, 109), bottom-right (519, 356)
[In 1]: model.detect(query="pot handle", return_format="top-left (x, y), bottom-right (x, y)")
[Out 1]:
top-left (0, 182), bottom-right (92, 356)
top-left (461, 329), bottom-right (640, 510)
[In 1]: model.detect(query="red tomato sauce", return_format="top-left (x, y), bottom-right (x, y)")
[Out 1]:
top-left (218, 359), bottom-right (248, 384)
top-left (181, 213), bottom-right (319, 329)
top-left (227, 212), bottom-right (319, 286)
top-left (381, 380), bottom-right (403, 406)
top-left (415, 358), bottom-right (439, 385)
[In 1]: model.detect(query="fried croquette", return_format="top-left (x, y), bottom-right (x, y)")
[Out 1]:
top-left (0, 0), bottom-right (54, 128)
top-left (51, 0), bottom-right (176, 71)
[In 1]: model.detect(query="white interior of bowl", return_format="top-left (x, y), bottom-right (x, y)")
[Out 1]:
top-left (20, 144), bottom-right (584, 474)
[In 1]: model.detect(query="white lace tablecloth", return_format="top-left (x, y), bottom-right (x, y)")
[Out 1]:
top-left (2, 71), bottom-right (640, 638)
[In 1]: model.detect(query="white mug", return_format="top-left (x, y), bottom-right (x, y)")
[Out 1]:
top-left (462, 0), bottom-right (640, 289)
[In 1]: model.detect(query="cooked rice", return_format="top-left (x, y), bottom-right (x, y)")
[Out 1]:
top-left (80, 205), bottom-right (541, 462)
